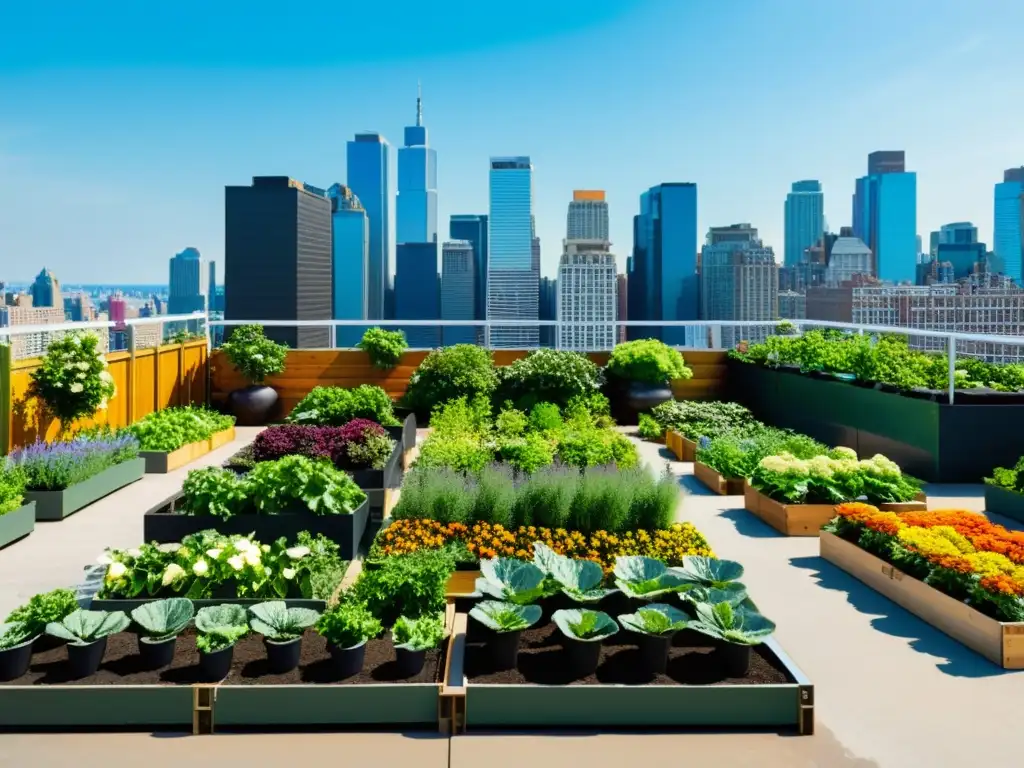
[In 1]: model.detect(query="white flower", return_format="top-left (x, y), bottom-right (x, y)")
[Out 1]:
top-left (126, 548), bottom-right (142, 558)
top-left (77, 361), bottom-right (90, 371)
top-left (76, 371), bottom-right (87, 380)
top-left (161, 563), bottom-right (186, 586)
top-left (227, 555), bottom-right (245, 571)
top-left (99, 371), bottom-right (114, 383)
top-left (282, 567), bottom-right (296, 580)
top-left (156, 543), bottom-right (182, 554)
top-left (233, 538), bottom-right (254, 552)
top-left (192, 559), bottom-right (209, 576)
top-left (252, 353), bottom-right (264, 360)
top-left (53, 381), bottom-right (63, 388)
top-left (243, 549), bottom-right (261, 566)
top-left (69, 382), bottom-right (84, 393)
top-left (261, 544), bottom-right (270, 553)
top-left (105, 562), bottom-right (128, 582)
top-left (206, 548), bottom-right (223, 560)
top-left (285, 546), bottom-right (310, 560)
top-left (71, 335), bottom-right (82, 346)
top-left (97, 399), bottom-right (108, 410)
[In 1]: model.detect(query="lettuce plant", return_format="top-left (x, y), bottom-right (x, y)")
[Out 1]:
top-left (46, 609), bottom-right (129, 645)
top-left (475, 558), bottom-right (547, 605)
top-left (195, 604), bottom-right (249, 653)
top-left (247, 455), bottom-right (367, 515)
top-left (249, 601), bottom-right (321, 642)
top-left (689, 601), bottom-right (775, 646)
top-left (533, 542), bottom-right (611, 603)
top-left (4, 588), bottom-right (78, 636)
top-left (469, 601), bottom-right (542, 633)
top-left (315, 602), bottom-right (382, 648)
top-left (392, 613), bottom-right (446, 651)
top-left (130, 597), bottom-right (195, 642)
top-left (0, 621), bottom-right (36, 649)
top-left (618, 603), bottom-right (689, 636)
top-left (552, 608), bottom-right (618, 642)
top-left (613, 556), bottom-right (686, 599)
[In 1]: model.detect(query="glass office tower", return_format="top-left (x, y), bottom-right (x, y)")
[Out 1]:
top-left (994, 168), bottom-right (1024, 283)
top-left (346, 133), bottom-right (391, 319)
top-left (784, 180), bottom-right (824, 267)
top-left (487, 157), bottom-right (537, 348)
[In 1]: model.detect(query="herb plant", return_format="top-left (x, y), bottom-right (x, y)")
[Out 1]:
top-left (606, 339), bottom-right (692, 385)
top-left (552, 608), bottom-right (619, 641)
top-left (287, 385), bottom-right (400, 426)
top-left (985, 456), bottom-right (1024, 495)
top-left (126, 406), bottom-right (235, 453)
top-left (358, 327), bottom-right (407, 369)
top-left (469, 601), bottom-right (542, 632)
top-left (46, 609), bottom-right (130, 645)
top-left (130, 598), bottom-right (195, 642)
top-left (650, 400), bottom-right (757, 441)
top-left (220, 324), bottom-right (287, 385)
top-left (315, 602), bottom-right (382, 647)
top-left (350, 549), bottom-right (453, 626)
top-left (392, 613), bottom-right (446, 651)
top-left (30, 332), bottom-right (116, 425)
top-left (194, 604), bottom-right (249, 652)
top-left (637, 413), bottom-right (664, 440)
top-left (9, 433), bottom-right (139, 491)
top-left (618, 603), bottom-right (689, 636)
top-left (248, 601), bottom-right (321, 641)
top-left (4, 588), bottom-right (79, 635)
top-left (0, 622), bottom-right (36, 649)
top-left (0, 463), bottom-right (26, 516)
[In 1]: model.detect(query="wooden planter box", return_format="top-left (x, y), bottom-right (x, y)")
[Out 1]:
top-left (0, 501), bottom-right (35, 550)
top-left (820, 531), bottom-right (1024, 669)
top-left (694, 461), bottom-right (745, 495)
top-left (984, 484), bottom-right (1024, 524)
top-left (878, 492), bottom-right (928, 513)
top-left (24, 459), bottom-right (145, 521)
top-left (666, 431), bottom-right (696, 462)
top-left (142, 493), bottom-right (370, 561)
top-left (743, 485), bottom-right (835, 537)
top-left (140, 427), bottom-right (236, 473)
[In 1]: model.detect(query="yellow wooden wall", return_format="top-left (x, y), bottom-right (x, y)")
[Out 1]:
top-left (4, 340), bottom-right (208, 453)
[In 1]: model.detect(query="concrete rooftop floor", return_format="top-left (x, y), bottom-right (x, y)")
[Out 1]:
top-left (1, 430), bottom-right (1023, 767)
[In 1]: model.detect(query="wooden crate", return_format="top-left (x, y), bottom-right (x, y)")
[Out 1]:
top-left (743, 485), bottom-right (835, 537)
top-left (693, 461), bottom-right (745, 496)
top-left (879, 493), bottom-right (928, 513)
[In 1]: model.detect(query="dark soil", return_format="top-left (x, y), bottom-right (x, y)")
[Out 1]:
top-left (1, 629), bottom-right (444, 687)
top-left (464, 623), bottom-right (791, 686)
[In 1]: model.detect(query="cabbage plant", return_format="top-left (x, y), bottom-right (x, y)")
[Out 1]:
top-left (45, 609), bottom-right (130, 645)
top-left (689, 601), bottom-right (775, 645)
top-left (533, 543), bottom-right (612, 603)
top-left (0, 621), bottom-right (36, 649)
top-left (671, 556), bottom-right (747, 606)
top-left (130, 598), bottom-right (195, 642)
top-left (469, 601), bottom-right (542, 633)
top-left (249, 601), bottom-right (321, 642)
top-left (475, 558), bottom-right (546, 605)
top-left (618, 603), bottom-right (689, 636)
top-left (552, 609), bottom-right (618, 642)
top-left (613, 556), bottom-right (686, 599)
top-left (195, 604), bottom-right (249, 653)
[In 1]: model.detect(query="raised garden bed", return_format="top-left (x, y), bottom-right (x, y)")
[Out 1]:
top-left (444, 613), bottom-right (812, 733)
top-left (878, 493), bottom-right (928, 513)
top-left (666, 431), bottom-right (696, 462)
top-left (743, 484), bottom-right (834, 537)
top-left (141, 492), bottom-right (369, 561)
top-left (25, 459), bottom-right (145, 521)
top-left (984, 484), bottom-right (1024, 524)
top-left (694, 461), bottom-right (745, 496)
top-left (0, 501), bottom-right (35, 550)
top-left (820, 531), bottom-right (1024, 669)
top-left (140, 427), bottom-right (236, 474)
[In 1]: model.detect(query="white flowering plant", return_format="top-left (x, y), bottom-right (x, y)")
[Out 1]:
top-left (97, 529), bottom-right (344, 601)
top-left (30, 332), bottom-right (116, 425)
top-left (750, 447), bottom-right (920, 505)
top-left (220, 324), bottom-right (287, 385)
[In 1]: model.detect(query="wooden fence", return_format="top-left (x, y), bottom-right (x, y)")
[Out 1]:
top-left (2, 339), bottom-right (208, 454)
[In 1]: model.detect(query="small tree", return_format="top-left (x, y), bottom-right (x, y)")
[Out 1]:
top-left (30, 332), bottom-right (116, 425)
top-left (221, 325), bottom-right (287, 385)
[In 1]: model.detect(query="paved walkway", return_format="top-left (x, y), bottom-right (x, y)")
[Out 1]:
top-left (3, 433), bottom-right (1024, 767)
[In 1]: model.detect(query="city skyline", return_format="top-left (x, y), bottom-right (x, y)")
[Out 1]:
top-left (3, 1), bottom-right (1023, 283)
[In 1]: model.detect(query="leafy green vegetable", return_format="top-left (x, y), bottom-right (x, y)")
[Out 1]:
top-left (358, 327), bottom-right (407, 369)
top-left (126, 406), bottom-right (235, 453)
top-left (613, 556), bottom-right (687, 599)
top-left (673, 556), bottom-right (744, 589)
top-left (194, 604), bottom-right (249, 652)
top-left (247, 455), bottom-right (367, 515)
top-left (248, 601), bottom-right (321, 641)
top-left (533, 543), bottom-right (611, 603)
top-left (180, 467), bottom-right (252, 519)
top-left (0, 621), bottom-right (37, 650)
top-left (469, 600), bottom-right (542, 633)
top-left (689, 601), bottom-right (776, 646)
top-left (475, 558), bottom-right (547, 605)
top-left (392, 613), bottom-right (446, 651)
top-left (46, 609), bottom-right (130, 645)
top-left (287, 385), bottom-right (400, 426)
top-left (350, 549), bottom-right (453, 626)
top-left (552, 608), bottom-right (618, 641)
top-left (0, 464), bottom-right (26, 516)
top-left (618, 603), bottom-right (689, 636)
top-left (4, 588), bottom-right (79, 636)
top-left (315, 601), bottom-right (382, 647)
top-left (130, 597), bottom-right (195, 642)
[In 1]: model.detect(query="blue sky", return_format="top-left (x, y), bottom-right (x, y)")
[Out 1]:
top-left (2, 0), bottom-right (1023, 283)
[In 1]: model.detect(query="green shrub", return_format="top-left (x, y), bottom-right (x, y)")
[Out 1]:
top-left (566, 392), bottom-right (611, 419)
top-left (497, 433), bottom-right (555, 474)
top-left (31, 332), bottom-right (116, 424)
top-left (529, 402), bottom-right (562, 432)
top-left (402, 345), bottom-right (498, 415)
top-left (557, 428), bottom-right (638, 470)
top-left (637, 413), bottom-right (664, 440)
top-left (221, 324), bottom-right (287, 384)
top-left (606, 339), bottom-right (692, 384)
top-left (0, 463), bottom-right (26, 516)
top-left (651, 400), bottom-right (757, 441)
top-left (358, 327), bottom-right (407, 369)
top-left (429, 396), bottom-right (492, 438)
top-left (495, 406), bottom-right (529, 438)
top-left (495, 349), bottom-right (604, 410)
top-left (349, 549), bottom-right (453, 626)
top-left (287, 385), bottom-right (400, 427)
top-left (416, 434), bottom-right (495, 473)
top-left (985, 456), bottom-right (1024, 494)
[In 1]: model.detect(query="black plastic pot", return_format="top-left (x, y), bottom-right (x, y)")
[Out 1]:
top-left (395, 647), bottom-right (426, 677)
top-left (228, 384), bottom-right (279, 426)
top-left (67, 637), bottom-right (107, 679)
top-left (200, 644), bottom-right (235, 681)
top-left (717, 643), bottom-right (751, 676)
top-left (328, 640), bottom-right (367, 679)
top-left (606, 378), bottom-right (673, 425)
top-left (0, 635), bottom-right (38, 681)
top-left (139, 635), bottom-right (177, 669)
top-left (265, 637), bottom-right (302, 674)
top-left (635, 631), bottom-right (671, 676)
top-left (487, 630), bottom-right (522, 671)
top-left (563, 637), bottom-right (602, 678)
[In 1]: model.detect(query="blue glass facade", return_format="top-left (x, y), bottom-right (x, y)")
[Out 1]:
top-left (488, 157), bottom-right (537, 348)
top-left (328, 183), bottom-right (369, 348)
top-left (441, 240), bottom-right (476, 345)
top-left (397, 100), bottom-right (438, 245)
top-left (873, 172), bottom-right (917, 284)
top-left (450, 214), bottom-right (488, 320)
top-left (346, 133), bottom-right (390, 320)
top-left (936, 242), bottom-right (986, 279)
top-left (994, 178), bottom-right (1024, 283)
top-left (395, 242), bottom-right (440, 348)
top-left (783, 180), bottom-right (824, 266)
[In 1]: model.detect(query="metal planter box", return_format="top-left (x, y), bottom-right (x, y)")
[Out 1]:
top-left (350, 440), bottom-right (403, 522)
top-left (25, 459), bottom-right (145, 521)
top-left (140, 427), bottom-right (236, 474)
top-left (984, 484), bottom-right (1024, 524)
top-left (0, 685), bottom-right (195, 730)
top-left (0, 501), bottom-right (35, 550)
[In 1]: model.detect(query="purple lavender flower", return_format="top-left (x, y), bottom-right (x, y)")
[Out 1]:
top-left (8, 433), bottom-right (140, 491)
top-left (698, 436), bottom-right (712, 450)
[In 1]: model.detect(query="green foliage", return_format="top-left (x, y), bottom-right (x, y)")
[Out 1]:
top-left (180, 467), bottom-right (253, 519)
top-left (618, 603), bottom-right (689, 636)
top-left (470, 465), bottom-right (516, 528)
top-left (651, 400), bottom-right (757, 441)
top-left (30, 332), bottom-right (116, 424)
top-left (194, 604), bottom-right (249, 652)
top-left (315, 601), bottom-right (382, 648)
top-left (220, 324), bottom-right (287, 385)
top-left (429, 396), bottom-right (492, 438)
top-left (247, 455), bottom-right (367, 516)
top-left (392, 613), bottom-right (446, 651)
top-left (606, 339), bottom-right (692, 385)
top-left (495, 406), bottom-right (529, 438)
top-left (167, 329), bottom-right (205, 344)
top-left (556, 427), bottom-right (639, 469)
top-left (533, 543), bottom-right (610, 602)
top-left (346, 432), bottom-right (395, 470)
top-left (469, 600), bottom-right (542, 632)
top-left (751, 449), bottom-right (920, 505)
top-left (613, 556), bottom-right (687, 599)
top-left (4, 588), bottom-right (79, 637)
top-left (565, 392), bottom-right (611, 420)
top-left (46, 609), bottom-right (130, 645)
top-left (248, 601), bottom-right (321, 641)
top-left (637, 413), bottom-right (664, 440)
top-left (552, 608), bottom-right (619, 641)
top-left (497, 433), bottom-right (555, 474)
top-left (986, 457), bottom-right (1024, 494)
top-left (402, 344), bottom-right (499, 415)
top-left (495, 349), bottom-right (604, 410)
top-left (127, 406), bottom-right (235, 453)
top-left (0, 621), bottom-right (36, 650)
top-left (476, 558), bottom-right (547, 604)
top-left (358, 327), bottom-right (407, 369)
top-left (130, 598), bottom-right (195, 642)
top-left (0, 463), bottom-right (26, 516)
top-left (287, 385), bottom-right (400, 427)
top-left (689, 601), bottom-right (775, 646)
top-left (696, 428), bottom-right (827, 479)
top-left (528, 402), bottom-right (563, 432)
top-left (349, 549), bottom-right (454, 627)
top-left (417, 434), bottom-right (495, 473)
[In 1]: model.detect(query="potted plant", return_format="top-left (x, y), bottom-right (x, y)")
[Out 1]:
top-left (248, 601), bottom-right (322, 673)
top-left (194, 604), bottom-right (249, 681)
top-left (612, 556), bottom-right (688, 610)
top-left (392, 614), bottom-right (446, 677)
top-left (220, 324), bottom-right (288, 426)
top-left (551, 608), bottom-right (618, 678)
top-left (688, 600), bottom-right (776, 676)
top-left (4, 587), bottom-right (79, 651)
top-left (130, 597), bottom-right (194, 669)
top-left (315, 601), bottom-right (382, 679)
top-left (45, 609), bottom-right (129, 678)
top-left (0, 621), bottom-right (39, 681)
top-left (618, 603), bottom-right (689, 676)
top-left (30, 332), bottom-right (116, 433)
top-left (468, 601), bottom-right (542, 671)
top-left (604, 339), bottom-right (692, 424)
top-left (358, 327), bottom-right (407, 369)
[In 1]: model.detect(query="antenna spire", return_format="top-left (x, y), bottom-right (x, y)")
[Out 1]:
top-left (416, 81), bottom-right (423, 127)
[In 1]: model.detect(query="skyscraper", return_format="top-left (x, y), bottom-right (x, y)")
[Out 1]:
top-left (168, 248), bottom-right (205, 333)
top-left (557, 241), bottom-right (617, 351)
top-left (30, 268), bottom-right (61, 308)
top-left (567, 190), bottom-right (609, 241)
top-left (328, 183), bottom-right (370, 348)
top-left (994, 167), bottom-right (1024, 283)
top-left (783, 180), bottom-right (824, 267)
top-left (539, 276), bottom-right (557, 348)
top-left (938, 222), bottom-right (978, 244)
top-left (616, 273), bottom-right (627, 343)
top-left (441, 240), bottom-right (475, 345)
top-left (629, 183), bottom-right (698, 345)
top-left (396, 86), bottom-right (437, 245)
top-left (867, 150), bottom-right (906, 175)
top-left (450, 214), bottom-right (488, 321)
top-left (852, 152), bottom-right (917, 284)
top-left (225, 176), bottom-right (333, 348)
top-left (208, 260), bottom-right (216, 312)
top-left (488, 157), bottom-right (537, 347)
top-left (347, 133), bottom-right (391, 319)
top-left (395, 242), bottom-right (440, 348)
